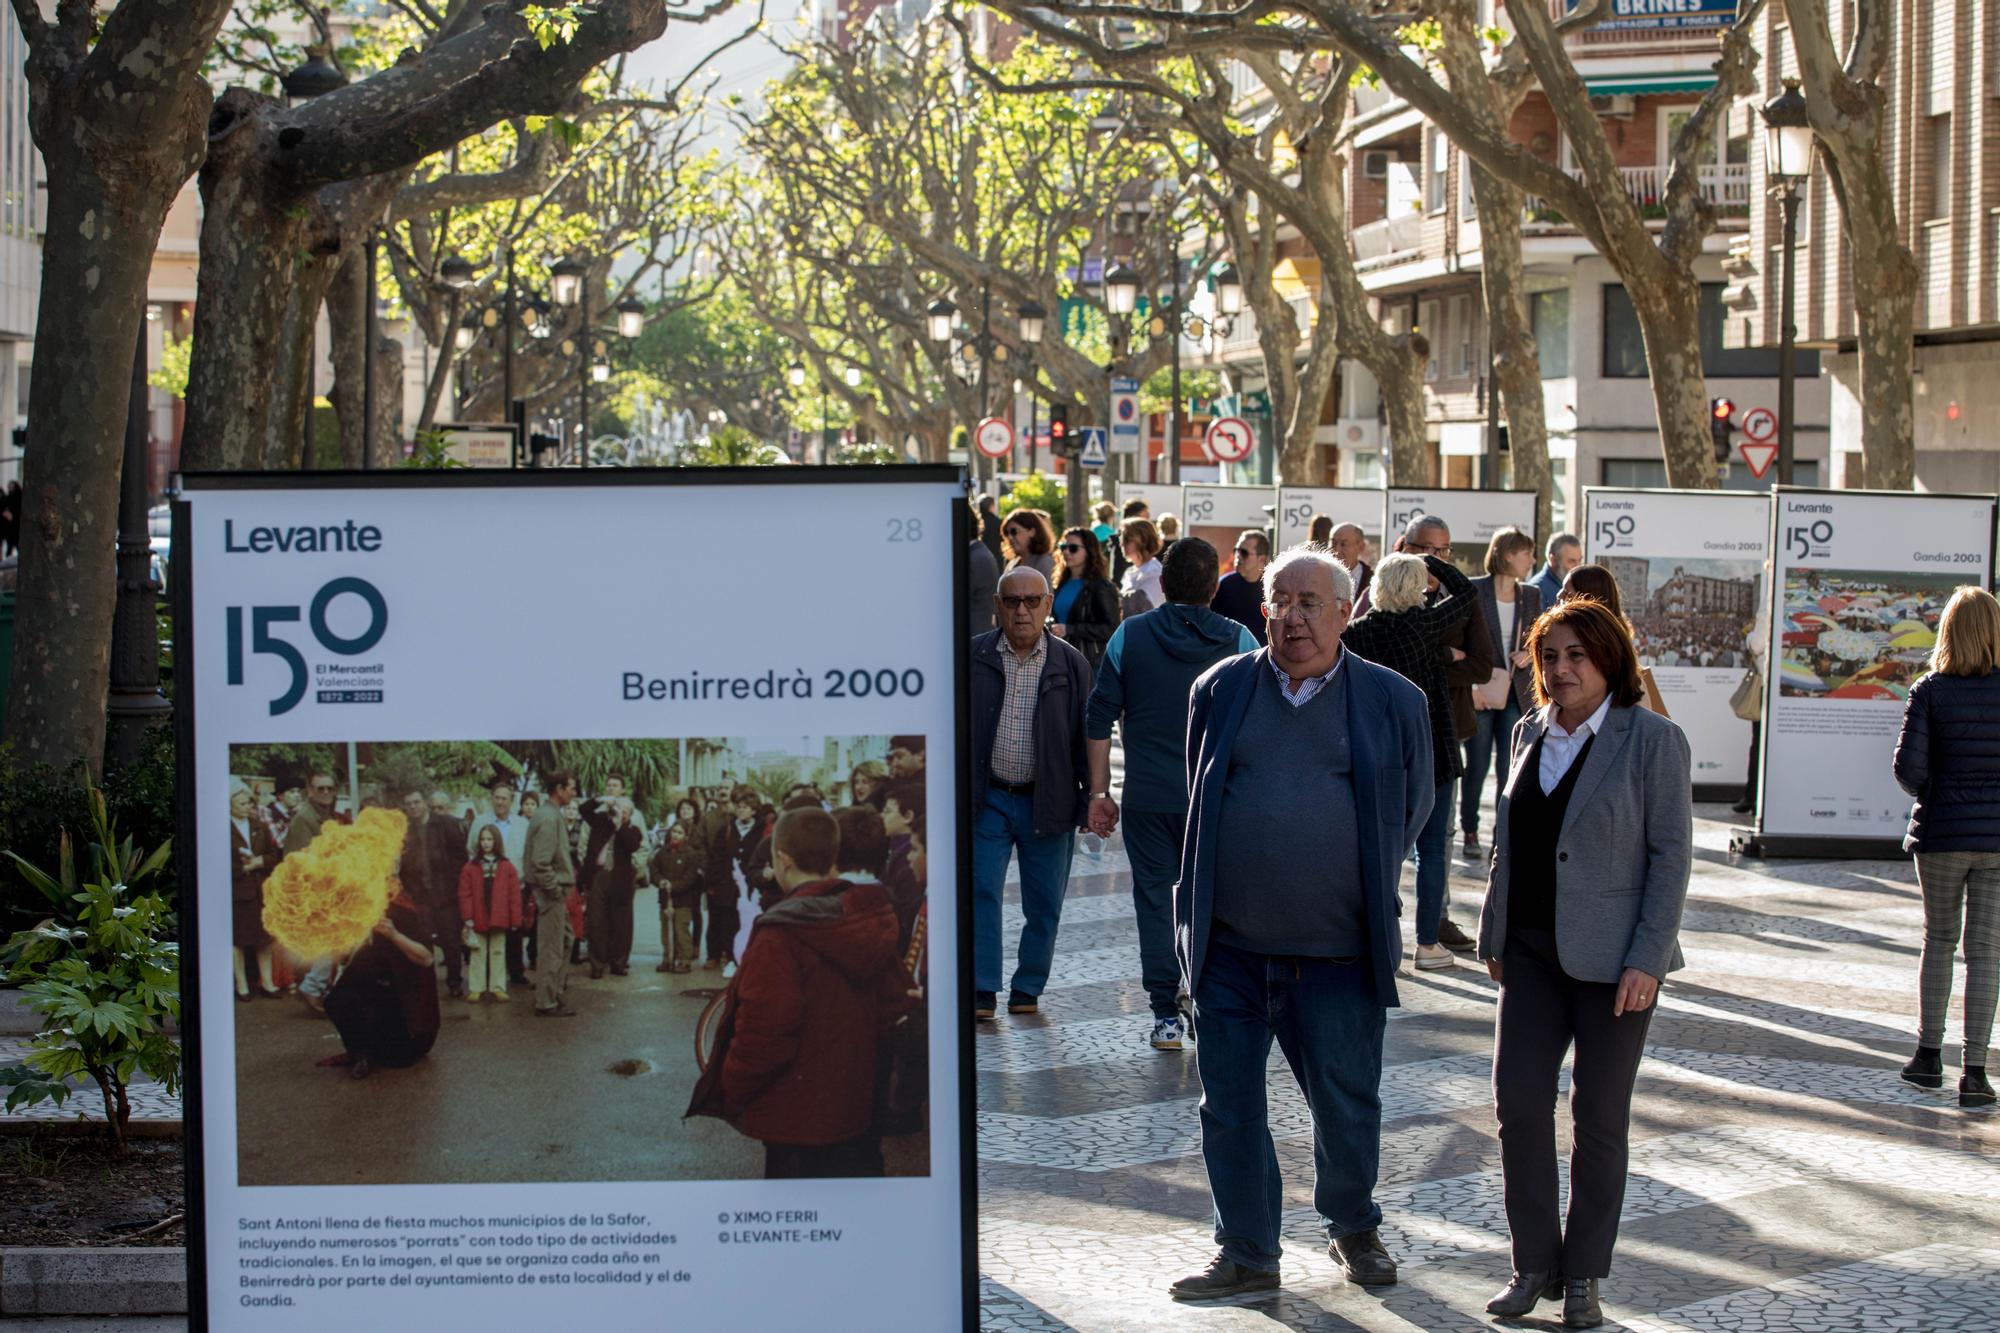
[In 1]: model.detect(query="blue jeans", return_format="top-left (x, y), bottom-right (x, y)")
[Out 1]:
top-left (972, 788), bottom-right (1076, 997)
top-left (1192, 939), bottom-right (1387, 1271)
top-left (1460, 698), bottom-right (1522, 839)
top-left (1121, 808), bottom-right (1187, 1019)
top-left (1409, 778), bottom-right (1454, 945)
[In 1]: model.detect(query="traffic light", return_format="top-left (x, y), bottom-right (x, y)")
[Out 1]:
top-left (1048, 402), bottom-right (1071, 457)
top-left (1709, 397), bottom-right (1735, 464)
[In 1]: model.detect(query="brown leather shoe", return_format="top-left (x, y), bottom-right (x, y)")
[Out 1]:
top-left (1329, 1230), bottom-right (1397, 1286)
top-left (1168, 1253), bottom-right (1279, 1301)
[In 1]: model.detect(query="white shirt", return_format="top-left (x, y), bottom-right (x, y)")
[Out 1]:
top-left (1539, 694), bottom-right (1612, 794)
top-left (1121, 558), bottom-right (1163, 612)
top-left (1496, 596), bottom-right (1518, 657)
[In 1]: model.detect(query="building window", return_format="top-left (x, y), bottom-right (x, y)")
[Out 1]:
top-left (1426, 128), bottom-right (1447, 214)
top-left (1419, 298), bottom-right (1441, 380)
top-left (1348, 449), bottom-right (1383, 488)
top-left (1549, 456), bottom-right (1568, 531)
top-left (1450, 294), bottom-right (1475, 377)
top-left (1459, 155), bottom-right (1478, 221)
top-left (1532, 289), bottom-right (1570, 378)
top-left (1601, 283), bottom-right (1821, 379)
top-left (1927, 113), bottom-right (1951, 220)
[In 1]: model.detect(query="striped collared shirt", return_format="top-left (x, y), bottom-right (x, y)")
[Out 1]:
top-left (991, 633), bottom-right (1049, 783)
top-left (1269, 646), bottom-right (1347, 709)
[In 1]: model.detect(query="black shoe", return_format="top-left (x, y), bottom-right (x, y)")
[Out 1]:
top-left (1168, 1253), bottom-right (1279, 1301)
top-left (611, 965), bottom-right (628, 977)
top-left (973, 991), bottom-right (996, 1021)
top-left (1437, 918), bottom-right (1477, 954)
top-left (1962, 1067), bottom-right (1995, 1108)
top-left (1486, 1270), bottom-right (1563, 1317)
top-left (534, 1005), bottom-right (578, 1018)
top-left (1730, 797), bottom-right (1755, 814)
top-left (588, 963), bottom-right (606, 979)
top-left (1562, 1277), bottom-right (1602, 1329)
top-left (1329, 1229), bottom-right (1397, 1287)
top-left (1007, 990), bottom-right (1039, 1014)
top-left (1902, 1046), bottom-right (1945, 1090)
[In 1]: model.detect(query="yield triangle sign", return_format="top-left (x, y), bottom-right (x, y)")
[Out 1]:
top-left (1738, 441), bottom-right (1778, 480)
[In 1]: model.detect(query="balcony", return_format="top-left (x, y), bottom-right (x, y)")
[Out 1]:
top-left (1523, 163), bottom-right (1752, 225)
top-left (1352, 212), bottom-right (1423, 262)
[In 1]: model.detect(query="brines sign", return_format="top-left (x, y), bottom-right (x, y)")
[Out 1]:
top-left (1760, 488), bottom-right (1997, 842)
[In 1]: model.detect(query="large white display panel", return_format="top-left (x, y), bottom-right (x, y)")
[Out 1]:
top-left (1180, 484), bottom-right (1273, 559)
top-left (1759, 487), bottom-right (1995, 843)
top-left (177, 471), bottom-right (971, 1331)
top-left (1275, 486), bottom-right (1384, 552)
top-left (1115, 480), bottom-right (1182, 521)
top-left (1382, 489), bottom-right (1537, 576)
top-left (1584, 489), bottom-right (1768, 792)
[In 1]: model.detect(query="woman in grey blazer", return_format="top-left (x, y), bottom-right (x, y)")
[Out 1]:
top-left (1475, 597), bottom-right (1692, 1330)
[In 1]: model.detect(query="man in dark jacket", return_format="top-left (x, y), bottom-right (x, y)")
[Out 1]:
top-left (400, 789), bottom-right (469, 997)
top-left (1086, 538), bottom-right (1257, 1049)
top-left (1210, 530), bottom-right (1270, 646)
top-left (720, 808), bottom-right (910, 1178)
top-left (968, 502), bottom-right (1000, 635)
top-left (970, 566), bottom-right (1092, 1021)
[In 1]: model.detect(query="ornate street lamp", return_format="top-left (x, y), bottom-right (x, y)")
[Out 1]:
top-left (1017, 299), bottom-right (1046, 346)
top-left (549, 256), bottom-right (587, 307)
top-left (281, 50), bottom-right (346, 105)
top-left (1760, 77), bottom-right (1815, 487)
top-left (453, 317), bottom-right (478, 352)
top-left (1104, 263), bottom-right (1142, 316)
top-left (788, 361), bottom-right (807, 388)
top-left (926, 298), bottom-right (956, 343)
top-left (1213, 262), bottom-right (1245, 317)
top-left (592, 359), bottom-right (610, 383)
top-left (439, 255), bottom-right (477, 290)
top-left (615, 297), bottom-right (646, 339)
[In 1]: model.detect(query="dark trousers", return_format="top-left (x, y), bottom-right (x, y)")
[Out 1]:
top-left (1461, 698), bottom-right (1523, 838)
top-left (706, 891), bottom-right (738, 963)
top-left (763, 1134), bottom-right (884, 1179)
top-left (1494, 926), bottom-right (1654, 1279)
top-left (1121, 808), bottom-right (1186, 1019)
top-left (587, 871), bottom-right (635, 970)
top-left (423, 896), bottom-right (463, 989)
top-left (1192, 938), bottom-right (1386, 1272)
top-left (505, 927), bottom-right (527, 983)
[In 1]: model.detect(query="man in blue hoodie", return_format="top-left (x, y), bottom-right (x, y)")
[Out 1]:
top-left (1085, 537), bottom-right (1258, 1050)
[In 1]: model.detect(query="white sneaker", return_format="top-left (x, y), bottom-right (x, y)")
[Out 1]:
top-left (1150, 1016), bottom-right (1185, 1050)
top-left (721, 961), bottom-right (737, 980)
top-left (1414, 943), bottom-right (1458, 971)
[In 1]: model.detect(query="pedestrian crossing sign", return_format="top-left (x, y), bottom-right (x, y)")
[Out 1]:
top-left (1078, 427), bottom-right (1108, 468)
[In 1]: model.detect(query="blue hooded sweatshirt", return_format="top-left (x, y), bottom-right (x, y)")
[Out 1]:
top-left (1085, 603), bottom-right (1258, 814)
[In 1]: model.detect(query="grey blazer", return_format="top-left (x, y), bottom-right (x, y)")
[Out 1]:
top-left (1476, 702), bottom-right (1692, 983)
top-left (1471, 576), bottom-right (1543, 713)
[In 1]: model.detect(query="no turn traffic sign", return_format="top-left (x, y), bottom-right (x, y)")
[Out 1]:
top-left (1740, 406), bottom-right (1777, 444)
top-left (1204, 416), bottom-right (1255, 463)
top-left (973, 416), bottom-right (1014, 459)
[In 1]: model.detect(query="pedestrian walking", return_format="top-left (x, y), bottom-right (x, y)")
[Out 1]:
top-left (970, 567), bottom-right (1091, 1021)
top-left (1463, 527), bottom-right (1542, 856)
top-left (1209, 530), bottom-right (1269, 646)
top-left (1892, 584), bottom-right (2000, 1109)
top-left (968, 500), bottom-right (1000, 636)
top-left (1111, 497), bottom-right (1149, 585)
top-left (1168, 547), bottom-right (1433, 1300)
top-left (1084, 537), bottom-right (1257, 1050)
top-left (1118, 517), bottom-right (1164, 617)
top-left (1001, 507), bottom-right (1057, 585)
top-left (1475, 597), bottom-right (1691, 1330)
top-left (1050, 524), bottom-right (1119, 674)
top-left (1340, 550), bottom-right (1479, 970)
top-left (1529, 532), bottom-right (1582, 607)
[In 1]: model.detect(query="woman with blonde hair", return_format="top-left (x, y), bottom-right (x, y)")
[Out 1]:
top-left (1892, 584), bottom-right (2000, 1109)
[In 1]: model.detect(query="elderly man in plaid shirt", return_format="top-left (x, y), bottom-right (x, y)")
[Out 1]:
top-left (969, 566), bottom-right (1094, 1022)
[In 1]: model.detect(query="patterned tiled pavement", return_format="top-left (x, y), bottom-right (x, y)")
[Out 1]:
top-left (975, 806), bottom-right (2000, 1332)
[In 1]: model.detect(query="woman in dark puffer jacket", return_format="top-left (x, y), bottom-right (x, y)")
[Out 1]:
top-left (1891, 585), bottom-right (2000, 1109)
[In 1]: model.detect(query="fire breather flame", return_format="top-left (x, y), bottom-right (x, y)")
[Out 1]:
top-left (261, 808), bottom-right (407, 959)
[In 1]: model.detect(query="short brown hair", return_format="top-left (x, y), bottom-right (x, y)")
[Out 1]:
top-left (1526, 597), bottom-right (1645, 709)
top-left (1484, 526), bottom-right (1536, 577)
top-left (1120, 516), bottom-right (1162, 561)
top-left (773, 807), bottom-right (839, 877)
top-left (1000, 507), bottom-right (1054, 560)
top-left (1558, 563), bottom-right (1626, 620)
top-left (1934, 586), bottom-right (2000, 677)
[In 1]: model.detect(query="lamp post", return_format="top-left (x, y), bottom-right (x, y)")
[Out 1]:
top-left (107, 312), bottom-right (170, 764)
top-left (1015, 300), bottom-right (1045, 473)
top-left (551, 256), bottom-right (588, 466)
top-left (283, 52), bottom-right (346, 468)
top-left (1761, 77), bottom-right (1814, 488)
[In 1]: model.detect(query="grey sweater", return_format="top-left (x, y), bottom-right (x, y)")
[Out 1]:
top-left (1210, 663), bottom-right (1366, 958)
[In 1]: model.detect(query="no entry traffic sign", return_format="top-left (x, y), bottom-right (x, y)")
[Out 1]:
top-left (973, 416), bottom-right (1014, 459)
top-left (1204, 416), bottom-right (1255, 463)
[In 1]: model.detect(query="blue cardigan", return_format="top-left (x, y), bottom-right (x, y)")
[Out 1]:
top-left (1175, 648), bottom-right (1435, 1008)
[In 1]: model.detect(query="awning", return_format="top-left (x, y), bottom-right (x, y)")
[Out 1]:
top-left (1586, 73), bottom-right (1719, 96)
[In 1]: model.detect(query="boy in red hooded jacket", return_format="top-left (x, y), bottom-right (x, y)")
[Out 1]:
top-left (720, 807), bottom-right (914, 1178)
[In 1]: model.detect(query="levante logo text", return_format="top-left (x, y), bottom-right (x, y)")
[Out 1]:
top-left (223, 519), bottom-right (383, 553)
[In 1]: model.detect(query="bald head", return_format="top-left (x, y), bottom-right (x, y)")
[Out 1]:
top-left (1328, 522), bottom-right (1366, 568)
top-left (998, 566), bottom-right (1050, 597)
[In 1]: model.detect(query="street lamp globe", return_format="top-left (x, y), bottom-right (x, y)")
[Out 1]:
top-left (1017, 300), bottom-right (1047, 345)
top-left (549, 256), bottom-right (587, 307)
top-left (788, 361), bottom-right (807, 388)
top-left (615, 297), bottom-right (646, 339)
top-left (453, 317), bottom-right (479, 352)
top-left (927, 298), bottom-right (956, 343)
top-left (528, 298), bottom-right (553, 339)
top-left (1760, 78), bottom-right (1815, 180)
top-left (439, 255), bottom-right (477, 290)
top-left (1214, 263), bottom-right (1245, 316)
top-left (1104, 263), bottom-right (1142, 316)
top-left (592, 359), bottom-right (611, 384)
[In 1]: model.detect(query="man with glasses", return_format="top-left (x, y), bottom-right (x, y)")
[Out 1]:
top-left (1169, 548), bottom-right (1434, 1300)
top-left (969, 567), bottom-right (1092, 1023)
top-left (1210, 530), bottom-right (1271, 647)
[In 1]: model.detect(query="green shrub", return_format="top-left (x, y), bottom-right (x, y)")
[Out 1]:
top-left (0, 726), bottom-right (178, 933)
top-left (0, 786), bottom-right (178, 1153)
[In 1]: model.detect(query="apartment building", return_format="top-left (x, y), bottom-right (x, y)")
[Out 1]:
top-left (0, 6), bottom-right (42, 490)
top-left (1727, 2), bottom-right (2000, 493)
top-left (1193, 0), bottom-right (1832, 524)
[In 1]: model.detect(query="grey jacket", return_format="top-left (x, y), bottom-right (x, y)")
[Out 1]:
top-left (1471, 575), bottom-right (1543, 713)
top-left (1476, 702), bottom-right (1692, 983)
top-left (523, 801), bottom-right (576, 906)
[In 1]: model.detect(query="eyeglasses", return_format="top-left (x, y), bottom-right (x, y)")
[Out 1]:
top-left (1404, 541), bottom-right (1451, 557)
top-left (999, 594), bottom-right (1046, 609)
top-left (311, 783), bottom-right (335, 793)
top-left (1235, 546), bottom-right (1260, 559)
top-left (1061, 543), bottom-right (1085, 553)
top-left (1266, 598), bottom-right (1343, 621)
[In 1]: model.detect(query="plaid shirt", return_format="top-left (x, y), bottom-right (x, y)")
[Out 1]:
top-left (991, 633), bottom-right (1048, 783)
top-left (1340, 563), bottom-right (1478, 780)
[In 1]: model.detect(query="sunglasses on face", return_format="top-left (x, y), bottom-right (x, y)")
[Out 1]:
top-left (1061, 543), bottom-right (1085, 554)
top-left (999, 595), bottom-right (1046, 610)
top-left (1235, 546), bottom-right (1258, 558)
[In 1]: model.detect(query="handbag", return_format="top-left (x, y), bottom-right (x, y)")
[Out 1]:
top-left (1475, 666), bottom-right (1513, 711)
top-left (1729, 668), bottom-right (1763, 722)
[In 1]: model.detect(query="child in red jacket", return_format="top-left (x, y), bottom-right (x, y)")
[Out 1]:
top-left (458, 824), bottom-right (525, 1002)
